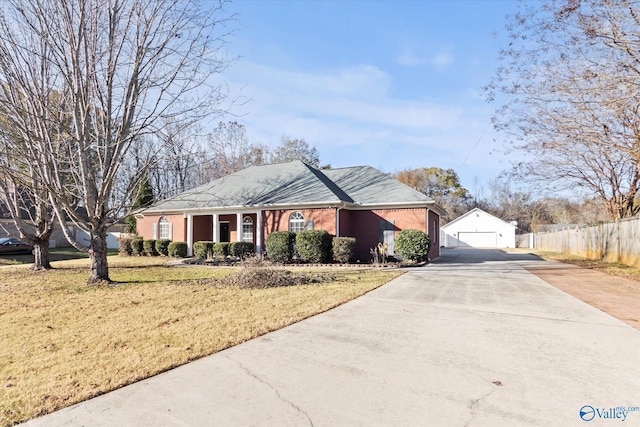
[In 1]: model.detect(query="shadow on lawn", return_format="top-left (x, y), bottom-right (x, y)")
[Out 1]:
top-left (0, 248), bottom-right (119, 266)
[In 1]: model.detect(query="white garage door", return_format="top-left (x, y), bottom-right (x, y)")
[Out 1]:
top-left (457, 232), bottom-right (497, 247)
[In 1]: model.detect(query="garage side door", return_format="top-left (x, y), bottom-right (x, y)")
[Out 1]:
top-left (457, 232), bottom-right (497, 248)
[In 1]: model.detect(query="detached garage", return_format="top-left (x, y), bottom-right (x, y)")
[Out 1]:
top-left (441, 208), bottom-right (516, 248)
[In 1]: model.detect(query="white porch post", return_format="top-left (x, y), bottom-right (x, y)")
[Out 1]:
top-left (186, 214), bottom-right (193, 256)
top-left (212, 213), bottom-right (219, 243)
top-left (236, 212), bottom-right (243, 242)
top-left (256, 210), bottom-right (263, 256)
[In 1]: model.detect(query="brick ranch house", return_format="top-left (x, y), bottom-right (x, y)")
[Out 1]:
top-left (136, 160), bottom-right (445, 261)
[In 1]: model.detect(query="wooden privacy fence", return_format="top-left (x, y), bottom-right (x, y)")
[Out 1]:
top-left (533, 216), bottom-right (640, 267)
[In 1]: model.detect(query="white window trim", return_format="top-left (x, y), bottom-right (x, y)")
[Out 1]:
top-left (242, 216), bottom-right (254, 242)
top-left (289, 212), bottom-right (305, 233)
top-left (158, 217), bottom-right (171, 240)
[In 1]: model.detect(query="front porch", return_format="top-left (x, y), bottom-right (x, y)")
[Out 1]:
top-left (186, 211), bottom-right (263, 257)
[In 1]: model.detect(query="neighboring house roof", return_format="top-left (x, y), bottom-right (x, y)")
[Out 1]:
top-left (143, 160), bottom-right (446, 215)
top-left (441, 207), bottom-right (516, 229)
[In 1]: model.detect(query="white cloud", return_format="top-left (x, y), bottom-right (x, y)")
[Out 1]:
top-left (228, 61), bottom-right (460, 130)
top-left (431, 51), bottom-right (455, 69)
top-left (396, 48), bottom-right (454, 70)
top-left (219, 59), bottom-right (507, 187)
top-left (233, 63), bottom-right (391, 99)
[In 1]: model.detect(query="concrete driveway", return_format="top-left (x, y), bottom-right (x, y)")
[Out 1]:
top-left (24, 248), bottom-right (640, 426)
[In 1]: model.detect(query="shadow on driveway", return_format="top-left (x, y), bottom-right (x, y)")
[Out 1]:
top-left (432, 247), bottom-right (544, 264)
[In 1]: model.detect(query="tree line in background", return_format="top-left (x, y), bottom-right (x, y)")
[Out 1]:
top-left (124, 122), bottom-right (324, 205)
top-left (392, 167), bottom-right (608, 233)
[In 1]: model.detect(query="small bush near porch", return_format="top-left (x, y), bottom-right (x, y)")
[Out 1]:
top-left (0, 256), bottom-right (401, 426)
top-left (395, 229), bottom-right (430, 262)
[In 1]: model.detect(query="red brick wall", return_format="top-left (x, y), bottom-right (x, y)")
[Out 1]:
top-left (192, 215), bottom-right (212, 242)
top-left (263, 208), bottom-right (336, 236)
top-left (348, 208), bottom-right (437, 262)
top-left (137, 214), bottom-right (186, 242)
top-left (138, 207), bottom-right (440, 261)
top-left (337, 209), bottom-right (353, 237)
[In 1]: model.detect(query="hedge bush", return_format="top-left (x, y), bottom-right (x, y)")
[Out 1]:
top-left (193, 241), bottom-right (214, 260)
top-left (266, 231), bottom-right (296, 263)
top-left (131, 237), bottom-right (144, 256)
top-left (118, 237), bottom-right (132, 256)
top-left (213, 242), bottom-right (230, 257)
top-left (296, 230), bottom-right (332, 263)
top-left (168, 241), bottom-right (187, 258)
top-left (155, 239), bottom-right (171, 256)
top-left (143, 239), bottom-right (157, 256)
top-left (395, 229), bottom-right (430, 262)
top-left (124, 215), bottom-right (137, 234)
top-left (230, 241), bottom-right (254, 259)
top-left (332, 237), bottom-right (356, 263)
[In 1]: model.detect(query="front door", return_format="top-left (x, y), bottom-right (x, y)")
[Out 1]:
top-left (219, 222), bottom-right (230, 242)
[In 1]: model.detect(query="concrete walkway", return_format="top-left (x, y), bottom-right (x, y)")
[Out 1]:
top-left (23, 248), bottom-right (640, 426)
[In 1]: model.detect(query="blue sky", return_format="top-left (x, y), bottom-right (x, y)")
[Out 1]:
top-left (220, 0), bottom-right (521, 192)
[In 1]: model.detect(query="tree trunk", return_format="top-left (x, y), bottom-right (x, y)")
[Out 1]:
top-left (88, 230), bottom-right (110, 284)
top-left (32, 240), bottom-right (51, 270)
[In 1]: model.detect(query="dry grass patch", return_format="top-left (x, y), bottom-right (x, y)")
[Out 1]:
top-left (0, 257), bottom-right (401, 426)
top-left (532, 250), bottom-right (640, 281)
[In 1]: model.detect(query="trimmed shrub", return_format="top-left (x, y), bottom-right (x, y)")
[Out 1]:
top-left (296, 230), bottom-right (332, 263)
top-left (124, 215), bottom-right (137, 234)
top-left (229, 241), bottom-right (255, 260)
top-left (168, 241), bottom-right (187, 258)
top-left (395, 229), bottom-right (430, 262)
top-left (332, 237), bottom-right (356, 263)
top-left (143, 239), bottom-right (157, 256)
top-left (118, 237), bottom-right (133, 256)
top-left (155, 239), bottom-right (171, 256)
top-left (266, 231), bottom-right (296, 263)
top-left (213, 242), bottom-right (230, 257)
top-left (193, 241), bottom-right (214, 260)
top-left (131, 237), bottom-right (144, 256)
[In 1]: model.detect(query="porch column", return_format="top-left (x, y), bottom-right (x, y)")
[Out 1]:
top-left (256, 210), bottom-right (263, 256)
top-left (186, 214), bottom-right (193, 256)
top-left (212, 213), bottom-right (219, 243)
top-left (236, 212), bottom-right (243, 242)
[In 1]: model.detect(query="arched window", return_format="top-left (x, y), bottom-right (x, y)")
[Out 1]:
top-left (159, 217), bottom-right (171, 239)
top-left (289, 212), bottom-right (305, 233)
top-left (242, 216), bottom-right (254, 242)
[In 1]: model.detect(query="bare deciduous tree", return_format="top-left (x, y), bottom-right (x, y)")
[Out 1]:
top-left (206, 121), bottom-right (268, 178)
top-left (487, 0), bottom-right (640, 219)
top-left (270, 137), bottom-right (325, 168)
top-left (0, 131), bottom-right (56, 270)
top-left (0, 0), bottom-right (233, 283)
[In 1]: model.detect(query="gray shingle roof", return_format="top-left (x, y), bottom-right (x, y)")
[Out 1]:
top-left (144, 160), bottom-right (441, 213)
top-left (321, 165), bottom-right (435, 206)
